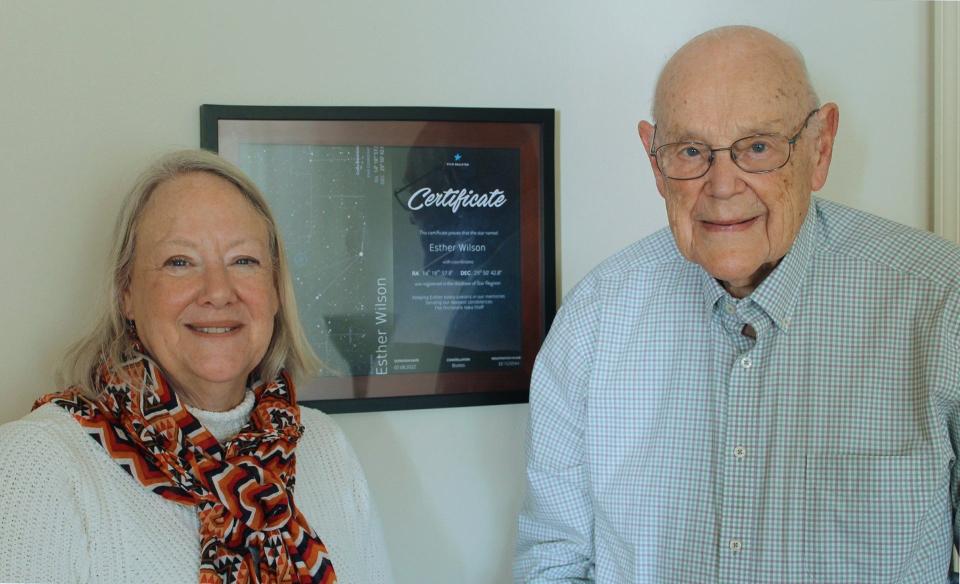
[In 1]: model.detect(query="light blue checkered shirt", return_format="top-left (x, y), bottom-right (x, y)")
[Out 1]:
top-left (515, 197), bottom-right (960, 583)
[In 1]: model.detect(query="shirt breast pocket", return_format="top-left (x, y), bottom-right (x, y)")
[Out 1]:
top-left (804, 452), bottom-right (937, 584)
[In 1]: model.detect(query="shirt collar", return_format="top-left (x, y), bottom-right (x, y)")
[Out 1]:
top-left (699, 198), bottom-right (819, 332)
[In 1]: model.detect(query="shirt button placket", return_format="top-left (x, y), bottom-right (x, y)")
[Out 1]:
top-left (724, 344), bottom-right (756, 580)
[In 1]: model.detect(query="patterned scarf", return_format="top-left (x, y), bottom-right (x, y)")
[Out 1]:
top-left (34, 352), bottom-right (337, 584)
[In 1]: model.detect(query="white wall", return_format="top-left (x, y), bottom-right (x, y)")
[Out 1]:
top-left (0, 2), bottom-right (930, 582)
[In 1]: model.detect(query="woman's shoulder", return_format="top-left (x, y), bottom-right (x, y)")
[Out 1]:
top-left (0, 402), bottom-right (90, 456)
top-left (0, 404), bottom-right (96, 514)
top-left (294, 406), bottom-right (369, 488)
top-left (297, 406), bottom-right (356, 458)
top-left (0, 405), bottom-right (95, 582)
top-left (291, 406), bottom-right (392, 583)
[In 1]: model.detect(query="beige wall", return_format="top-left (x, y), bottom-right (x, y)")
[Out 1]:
top-left (0, 2), bottom-right (931, 582)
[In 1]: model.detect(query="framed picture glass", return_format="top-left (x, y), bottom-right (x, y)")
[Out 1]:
top-left (201, 105), bottom-right (556, 412)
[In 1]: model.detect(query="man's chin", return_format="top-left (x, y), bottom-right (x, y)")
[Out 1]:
top-left (703, 256), bottom-right (783, 297)
top-left (703, 261), bottom-right (760, 283)
top-left (702, 261), bottom-right (765, 291)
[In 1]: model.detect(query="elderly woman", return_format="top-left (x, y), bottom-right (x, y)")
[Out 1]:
top-left (0, 150), bottom-right (393, 583)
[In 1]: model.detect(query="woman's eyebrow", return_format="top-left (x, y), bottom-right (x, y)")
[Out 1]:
top-left (156, 238), bottom-right (198, 249)
top-left (156, 237), bottom-right (261, 250)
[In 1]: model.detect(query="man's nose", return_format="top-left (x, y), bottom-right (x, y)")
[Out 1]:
top-left (704, 149), bottom-right (742, 198)
top-left (198, 264), bottom-right (238, 307)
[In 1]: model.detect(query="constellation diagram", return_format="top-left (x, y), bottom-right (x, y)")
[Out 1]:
top-left (237, 144), bottom-right (392, 377)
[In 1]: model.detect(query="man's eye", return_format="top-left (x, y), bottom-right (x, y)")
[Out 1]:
top-left (681, 146), bottom-right (702, 158)
top-left (750, 142), bottom-right (768, 154)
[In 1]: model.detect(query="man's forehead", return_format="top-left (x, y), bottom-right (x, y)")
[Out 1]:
top-left (655, 71), bottom-right (807, 141)
top-left (652, 26), bottom-right (812, 137)
top-left (655, 85), bottom-right (804, 139)
top-left (657, 112), bottom-right (792, 142)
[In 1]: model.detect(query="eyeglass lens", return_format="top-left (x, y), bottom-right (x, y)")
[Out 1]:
top-left (657, 134), bottom-right (792, 179)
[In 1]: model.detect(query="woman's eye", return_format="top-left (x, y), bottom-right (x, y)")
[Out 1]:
top-left (235, 257), bottom-right (260, 266)
top-left (165, 257), bottom-right (190, 268)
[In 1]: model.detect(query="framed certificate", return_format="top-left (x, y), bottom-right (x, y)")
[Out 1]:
top-left (201, 105), bottom-right (556, 413)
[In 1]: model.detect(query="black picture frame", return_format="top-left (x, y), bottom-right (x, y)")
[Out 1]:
top-left (200, 105), bottom-right (556, 413)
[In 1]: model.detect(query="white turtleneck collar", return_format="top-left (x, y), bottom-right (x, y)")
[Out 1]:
top-left (184, 390), bottom-right (256, 443)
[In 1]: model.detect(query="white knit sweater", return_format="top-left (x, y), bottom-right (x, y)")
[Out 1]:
top-left (0, 393), bottom-right (393, 583)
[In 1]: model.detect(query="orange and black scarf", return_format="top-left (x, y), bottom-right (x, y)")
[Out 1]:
top-left (34, 352), bottom-right (336, 584)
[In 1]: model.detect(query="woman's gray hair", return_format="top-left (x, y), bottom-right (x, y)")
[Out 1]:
top-left (59, 149), bottom-right (321, 397)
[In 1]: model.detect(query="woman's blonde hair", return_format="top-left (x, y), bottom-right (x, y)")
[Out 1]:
top-left (59, 149), bottom-right (321, 397)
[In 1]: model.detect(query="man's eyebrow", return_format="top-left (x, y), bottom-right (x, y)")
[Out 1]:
top-left (662, 118), bottom-right (789, 143)
top-left (737, 118), bottom-right (787, 135)
top-left (673, 133), bottom-right (709, 143)
top-left (656, 127), bottom-right (708, 143)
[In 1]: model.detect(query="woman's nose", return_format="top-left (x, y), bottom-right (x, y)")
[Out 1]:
top-left (198, 264), bottom-right (238, 307)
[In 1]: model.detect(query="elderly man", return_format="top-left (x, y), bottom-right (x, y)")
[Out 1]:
top-left (515, 25), bottom-right (960, 583)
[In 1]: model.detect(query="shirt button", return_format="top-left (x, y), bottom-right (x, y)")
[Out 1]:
top-left (739, 356), bottom-right (752, 369)
top-left (724, 303), bottom-right (736, 315)
top-left (729, 539), bottom-right (743, 553)
top-left (733, 446), bottom-right (746, 459)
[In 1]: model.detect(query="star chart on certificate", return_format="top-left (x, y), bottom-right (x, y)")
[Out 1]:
top-left (237, 144), bottom-right (390, 374)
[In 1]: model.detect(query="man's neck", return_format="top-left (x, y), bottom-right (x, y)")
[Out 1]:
top-left (719, 259), bottom-right (782, 299)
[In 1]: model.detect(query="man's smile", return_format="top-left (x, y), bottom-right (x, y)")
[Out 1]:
top-left (699, 216), bottom-right (760, 232)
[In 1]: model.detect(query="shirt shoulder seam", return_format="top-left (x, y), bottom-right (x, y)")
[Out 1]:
top-left (814, 244), bottom-right (959, 295)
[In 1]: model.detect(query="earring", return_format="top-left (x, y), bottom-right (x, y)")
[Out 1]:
top-left (126, 319), bottom-right (146, 354)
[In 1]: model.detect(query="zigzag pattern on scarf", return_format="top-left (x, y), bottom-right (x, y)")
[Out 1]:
top-left (35, 352), bottom-right (337, 584)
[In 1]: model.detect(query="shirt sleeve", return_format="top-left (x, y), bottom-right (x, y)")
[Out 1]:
top-left (950, 292), bottom-right (960, 574)
top-left (0, 415), bottom-right (90, 583)
top-left (514, 279), bottom-right (599, 583)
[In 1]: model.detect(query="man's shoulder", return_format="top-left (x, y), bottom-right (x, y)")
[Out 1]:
top-left (815, 197), bottom-right (960, 289)
top-left (584, 227), bottom-right (681, 285)
top-left (562, 227), bottom-right (682, 306)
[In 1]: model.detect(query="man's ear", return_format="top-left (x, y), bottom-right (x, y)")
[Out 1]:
top-left (810, 103), bottom-right (839, 192)
top-left (638, 120), bottom-right (669, 198)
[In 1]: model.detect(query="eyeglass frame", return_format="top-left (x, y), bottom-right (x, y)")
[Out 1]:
top-left (647, 108), bottom-right (821, 180)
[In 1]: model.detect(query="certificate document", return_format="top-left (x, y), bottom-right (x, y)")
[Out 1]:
top-left (237, 144), bottom-right (522, 378)
top-left (203, 106), bottom-right (554, 410)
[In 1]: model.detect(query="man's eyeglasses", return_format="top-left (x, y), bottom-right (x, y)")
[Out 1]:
top-left (648, 109), bottom-right (820, 180)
